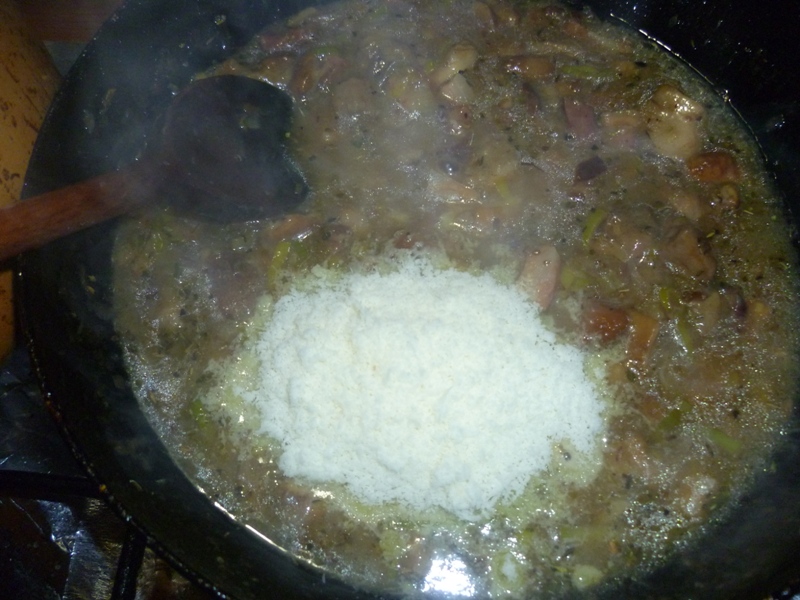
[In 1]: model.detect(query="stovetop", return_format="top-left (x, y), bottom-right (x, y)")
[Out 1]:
top-left (0, 26), bottom-right (219, 598)
top-left (0, 348), bottom-right (218, 600)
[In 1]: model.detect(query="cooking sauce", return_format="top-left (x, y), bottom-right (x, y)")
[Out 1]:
top-left (112, 0), bottom-right (800, 597)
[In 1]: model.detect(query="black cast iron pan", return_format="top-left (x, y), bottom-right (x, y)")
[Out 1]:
top-left (16, 1), bottom-right (800, 599)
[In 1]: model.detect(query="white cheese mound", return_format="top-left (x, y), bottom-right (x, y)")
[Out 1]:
top-left (245, 257), bottom-right (605, 521)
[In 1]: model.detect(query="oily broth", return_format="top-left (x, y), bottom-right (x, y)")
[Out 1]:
top-left (112, 0), bottom-right (800, 597)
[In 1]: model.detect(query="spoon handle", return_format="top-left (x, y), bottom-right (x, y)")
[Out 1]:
top-left (0, 161), bottom-right (157, 263)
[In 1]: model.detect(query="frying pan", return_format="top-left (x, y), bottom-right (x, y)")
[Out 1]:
top-left (16, 0), bottom-right (800, 598)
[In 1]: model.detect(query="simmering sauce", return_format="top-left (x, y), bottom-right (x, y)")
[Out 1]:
top-left (113, 1), bottom-right (800, 597)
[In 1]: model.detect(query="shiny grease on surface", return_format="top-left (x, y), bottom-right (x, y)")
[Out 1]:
top-left (111, 1), bottom-right (800, 598)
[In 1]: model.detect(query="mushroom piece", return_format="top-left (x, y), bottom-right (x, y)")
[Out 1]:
top-left (644, 84), bottom-right (704, 160)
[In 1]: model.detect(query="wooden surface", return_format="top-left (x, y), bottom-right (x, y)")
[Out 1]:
top-left (0, 1), bottom-right (122, 359)
top-left (16, 0), bottom-right (124, 42)
top-left (0, 0), bottom-right (61, 359)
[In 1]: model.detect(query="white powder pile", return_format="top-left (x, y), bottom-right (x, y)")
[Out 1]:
top-left (244, 257), bottom-right (605, 521)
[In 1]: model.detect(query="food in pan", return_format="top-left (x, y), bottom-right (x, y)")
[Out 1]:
top-left (113, 0), bottom-right (800, 596)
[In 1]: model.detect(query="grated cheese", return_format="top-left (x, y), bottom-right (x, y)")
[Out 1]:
top-left (240, 256), bottom-right (605, 521)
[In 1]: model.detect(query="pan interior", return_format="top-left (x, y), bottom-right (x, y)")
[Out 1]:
top-left (19, 0), bottom-right (800, 599)
top-left (109, 1), bottom-right (800, 598)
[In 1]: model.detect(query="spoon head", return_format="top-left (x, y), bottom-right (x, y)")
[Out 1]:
top-left (161, 75), bottom-right (308, 221)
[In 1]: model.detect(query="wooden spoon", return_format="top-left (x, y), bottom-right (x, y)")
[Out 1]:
top-left (0, 75), bottom-right (307, 262)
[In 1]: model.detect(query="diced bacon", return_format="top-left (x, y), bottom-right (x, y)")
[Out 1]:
top-left (516, 245), bottom-right (561, 309)
top-left (626, 310), bottom-right (659, 365)
top-left (583, 301), bottom-right (630, 343)
top-left (564, 98), bottom-right (597, 138)
top-left (686, 151), bottom-right (741, 183)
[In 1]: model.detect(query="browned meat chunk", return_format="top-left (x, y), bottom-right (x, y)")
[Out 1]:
top-left (664, 226), bottom-right (716, 280)
top-left (583, 301), bottom-right (630, 343)
top-left (686, 151), bottom-right (741, 183)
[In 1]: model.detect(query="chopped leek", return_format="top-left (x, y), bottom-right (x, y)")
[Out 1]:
top-left (582, 208), bottom-right (607, 246)
top-left (707, 428), bottom-right (742, 455)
